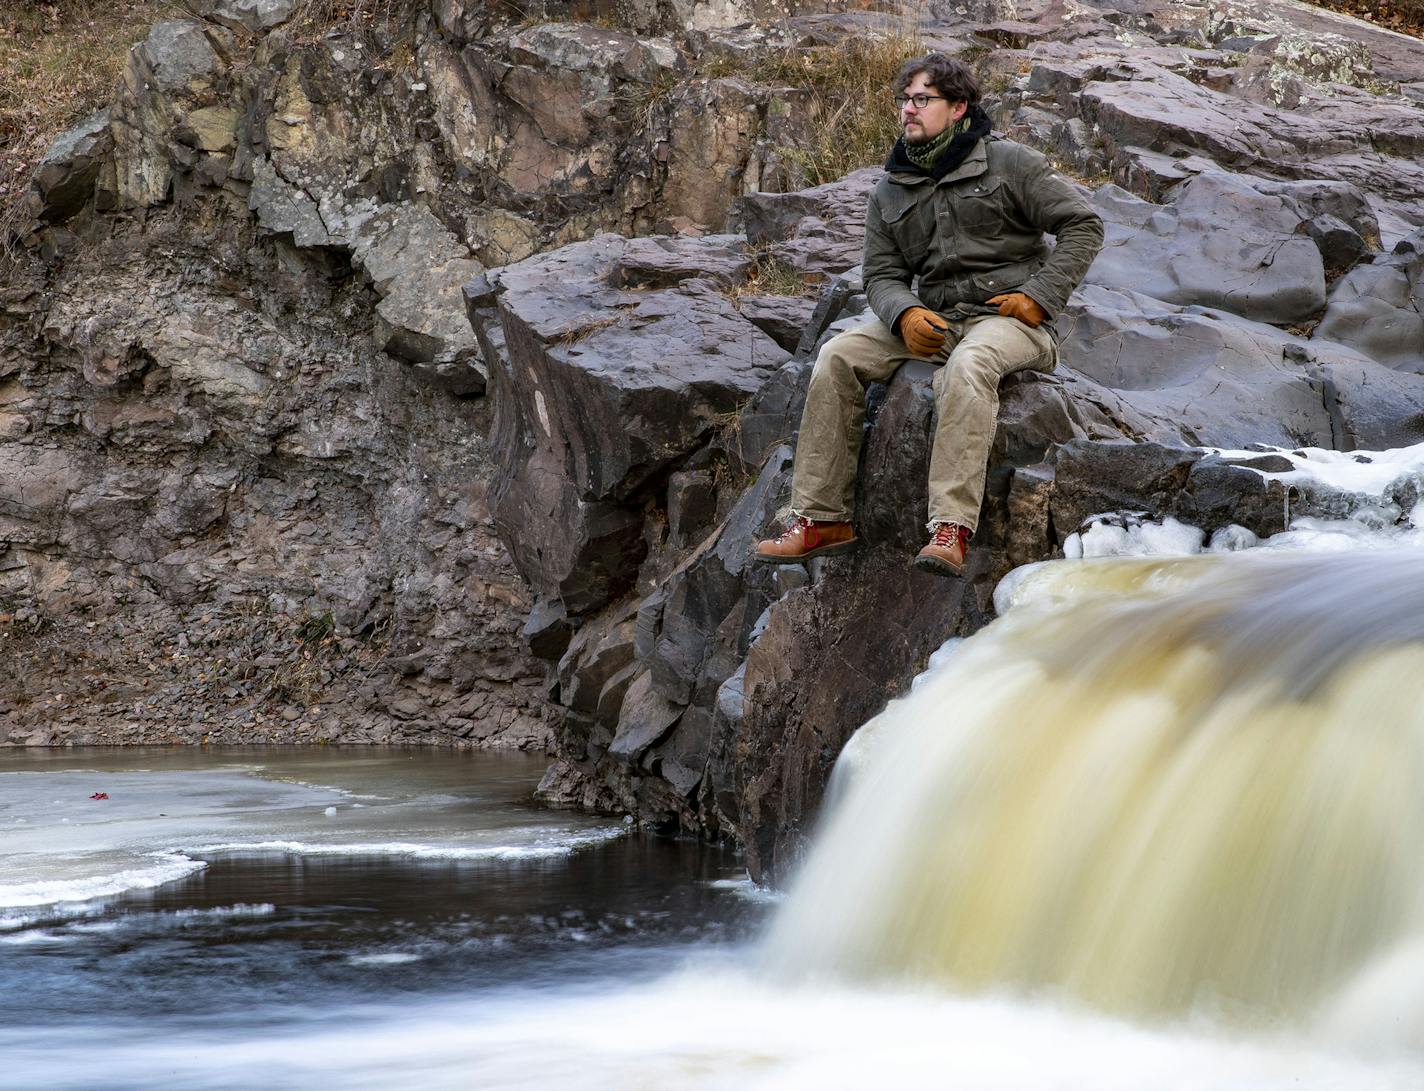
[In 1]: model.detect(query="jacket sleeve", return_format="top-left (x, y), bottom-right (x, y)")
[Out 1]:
top-left (862, 188), bottom-right (924, 333)
top-left (1010, 148), bottom-right (1104, 319)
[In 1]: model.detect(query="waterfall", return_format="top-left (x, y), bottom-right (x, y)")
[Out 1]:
top-left (764, 550), bottom-right (1424, 1030)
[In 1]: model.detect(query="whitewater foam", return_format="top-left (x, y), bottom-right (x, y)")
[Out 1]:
top-left (4, 969), bottom-right (1418, 1091)
top-left (347, 952), bottom-right (424, 967)
top-left (705, 878), bottom-right (784, 905)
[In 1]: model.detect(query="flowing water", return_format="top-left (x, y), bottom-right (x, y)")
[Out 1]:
top-left (0, 749), bottom-right (766, 1089)
top-left (770, 551), bottom-right (1424, 1030)
top-left (10, 445), bottom-right (1424, 1088)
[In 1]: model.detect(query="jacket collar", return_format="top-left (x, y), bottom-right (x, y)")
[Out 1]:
top-left (886, 139), bottom-right (990, 187)
top-left (936, 140), bottom-right (989, 186)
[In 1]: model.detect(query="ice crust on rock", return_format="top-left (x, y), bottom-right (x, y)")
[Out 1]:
top-left (1054, 441), bottom-right (1424, 567)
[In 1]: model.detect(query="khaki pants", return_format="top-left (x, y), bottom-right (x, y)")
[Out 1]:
top-left (789, 313), bottom-right (1057, 533)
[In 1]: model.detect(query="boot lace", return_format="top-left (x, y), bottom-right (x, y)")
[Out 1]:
top-left (930, 522), bottom-right (969, 549)
top-left (773, 515), bottom-right (815, 543)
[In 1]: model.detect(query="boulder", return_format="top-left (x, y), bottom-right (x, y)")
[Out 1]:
top-left (735, 295), bottom-right (819, 353)
top-left (1315, 228), bottom-right (1424, 373)
top-left (248, 158), bottom-right (331, 247)
top-left (200, 0), bottom-right (297, 34)
top-left (1060, 284), bottom-right (1334, 447)
top-left (614, 234), bottom-right (752, 289)
top-left (32, 111), bottom-right (113, 224)
top-left (732, 167), bottom-right (880, 277)
top-left (466, 233), bottom-right (785, 612)
top-left (1084, 173), bottom-right (1326, 326)
top-left (138, 19), bottom-right (220, 93)
top-left (609, 670), bottom-right (684, 761)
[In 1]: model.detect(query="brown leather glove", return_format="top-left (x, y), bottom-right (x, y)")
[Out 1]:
top-left (900, 306), bottom-right (949, 357)
top-left (987, 292), bottom-right (1048, 328)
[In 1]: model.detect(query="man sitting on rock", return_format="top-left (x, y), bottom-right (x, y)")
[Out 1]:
top-left (754, 53), bottom-right (1104, 576)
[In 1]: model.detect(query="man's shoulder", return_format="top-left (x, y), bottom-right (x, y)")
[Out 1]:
top-left (985, 136), bottom-right (1049, 173)
top-left (869, 169), bottom-right (923, 209)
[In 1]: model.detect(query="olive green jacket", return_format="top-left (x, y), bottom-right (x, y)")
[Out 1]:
top-left (863, 135), bottom-right (1104, 336)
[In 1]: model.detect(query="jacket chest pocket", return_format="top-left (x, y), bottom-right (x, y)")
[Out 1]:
top-left (952, 176), bottom-right (1007, 234)
top-left (881, 186), bottom-right (932, 267)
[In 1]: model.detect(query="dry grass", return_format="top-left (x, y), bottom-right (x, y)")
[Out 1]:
top-left (731, 251), bottom-right (817, 298)
top-left (736, 33), bottom-right (927, 187)
top-left (1305, 0), bottom-right (1423, 37)
top-left (283, 0), bottom-right (419, 46)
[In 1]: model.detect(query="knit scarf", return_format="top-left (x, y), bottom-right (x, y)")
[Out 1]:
top-left (886, 104), bottom-right (993, 180)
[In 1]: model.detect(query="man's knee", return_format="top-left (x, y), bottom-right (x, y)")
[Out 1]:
top-left (940, 346), bottom-right (1000, 396)
top-left (812, 334), bottom-right (873, 392)
top-left (808, 354), bottom-right (853, 402)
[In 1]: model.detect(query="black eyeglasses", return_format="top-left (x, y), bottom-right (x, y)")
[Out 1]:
top-left (894, 93), bottom-right (948, 109)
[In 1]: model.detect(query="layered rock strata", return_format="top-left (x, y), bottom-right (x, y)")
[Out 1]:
top-left (2, 0), bottom-right (889, 742)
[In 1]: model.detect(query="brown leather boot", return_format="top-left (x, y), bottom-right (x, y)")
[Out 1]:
top-left (914, 522), bottom-right (971, 576)
top-left (753, 516), bottom-right (859, 563)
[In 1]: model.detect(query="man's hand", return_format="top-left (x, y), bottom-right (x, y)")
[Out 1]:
top-left (900, 307), bottom-right (949, 356)
top-left (987, 292), bottom-right (1047, 328)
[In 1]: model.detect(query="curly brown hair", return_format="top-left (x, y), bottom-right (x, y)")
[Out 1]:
top-left (894, 54), bottom-right (981, 108)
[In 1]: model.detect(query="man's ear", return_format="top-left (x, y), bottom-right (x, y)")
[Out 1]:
top-left (950, 100), bottom-right (969, 123)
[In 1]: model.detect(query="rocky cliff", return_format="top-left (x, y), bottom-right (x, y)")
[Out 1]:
top-left (1, 0), bottom-right (864, 744)
top-left (4, 0), bottom-right (1423, 877)
top-left (460, 0), bottom-right (1424, 880)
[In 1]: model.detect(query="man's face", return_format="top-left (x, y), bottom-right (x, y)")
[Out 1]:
top-left (900, 71), bottom-right (968, 145)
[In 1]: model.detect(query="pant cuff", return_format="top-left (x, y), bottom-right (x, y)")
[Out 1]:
top-left (793, 507), bottom-right (853, 524)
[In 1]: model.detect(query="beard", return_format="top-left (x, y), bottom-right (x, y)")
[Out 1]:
top-left (903, 121), bottom-right (940, 146)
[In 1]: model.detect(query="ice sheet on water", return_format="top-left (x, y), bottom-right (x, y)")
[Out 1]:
top-left (0, 853), bottom-right (207, 911)
top-left (188, 828), bottom-right (628, 861)
top-left (0, 758), bottom-right (626, 920)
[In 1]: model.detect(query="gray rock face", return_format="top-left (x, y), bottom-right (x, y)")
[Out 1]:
top-left (1062, 285), bottom-right (1334, 448)
top-left (141, 20), bottom-right (221, 92)
top-left (248, 157), bottom-right (330, 247)
top-left (735, 295), bottom-right (818, 352)
top-left (1, 196), bottom-right (545, 747)
top-left (32, 111), bottom-right (113, 224)
top-left (205, 0), bottom-right (297, 34)
top-left (110, 19), bottom-right (224, 207)
top-left (733, 168), bottom-right (881, 277)
top-left (999, 0), bottom-right (1424, 248)
top-left (465, 233), bottom-right (785, 613)
top-left (1085, 174), bottom-right (1326, 325)
top-left (1315, 228), bottom-right (1424, 373)
top-left (476, 154), bottom-right (1424, 876)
